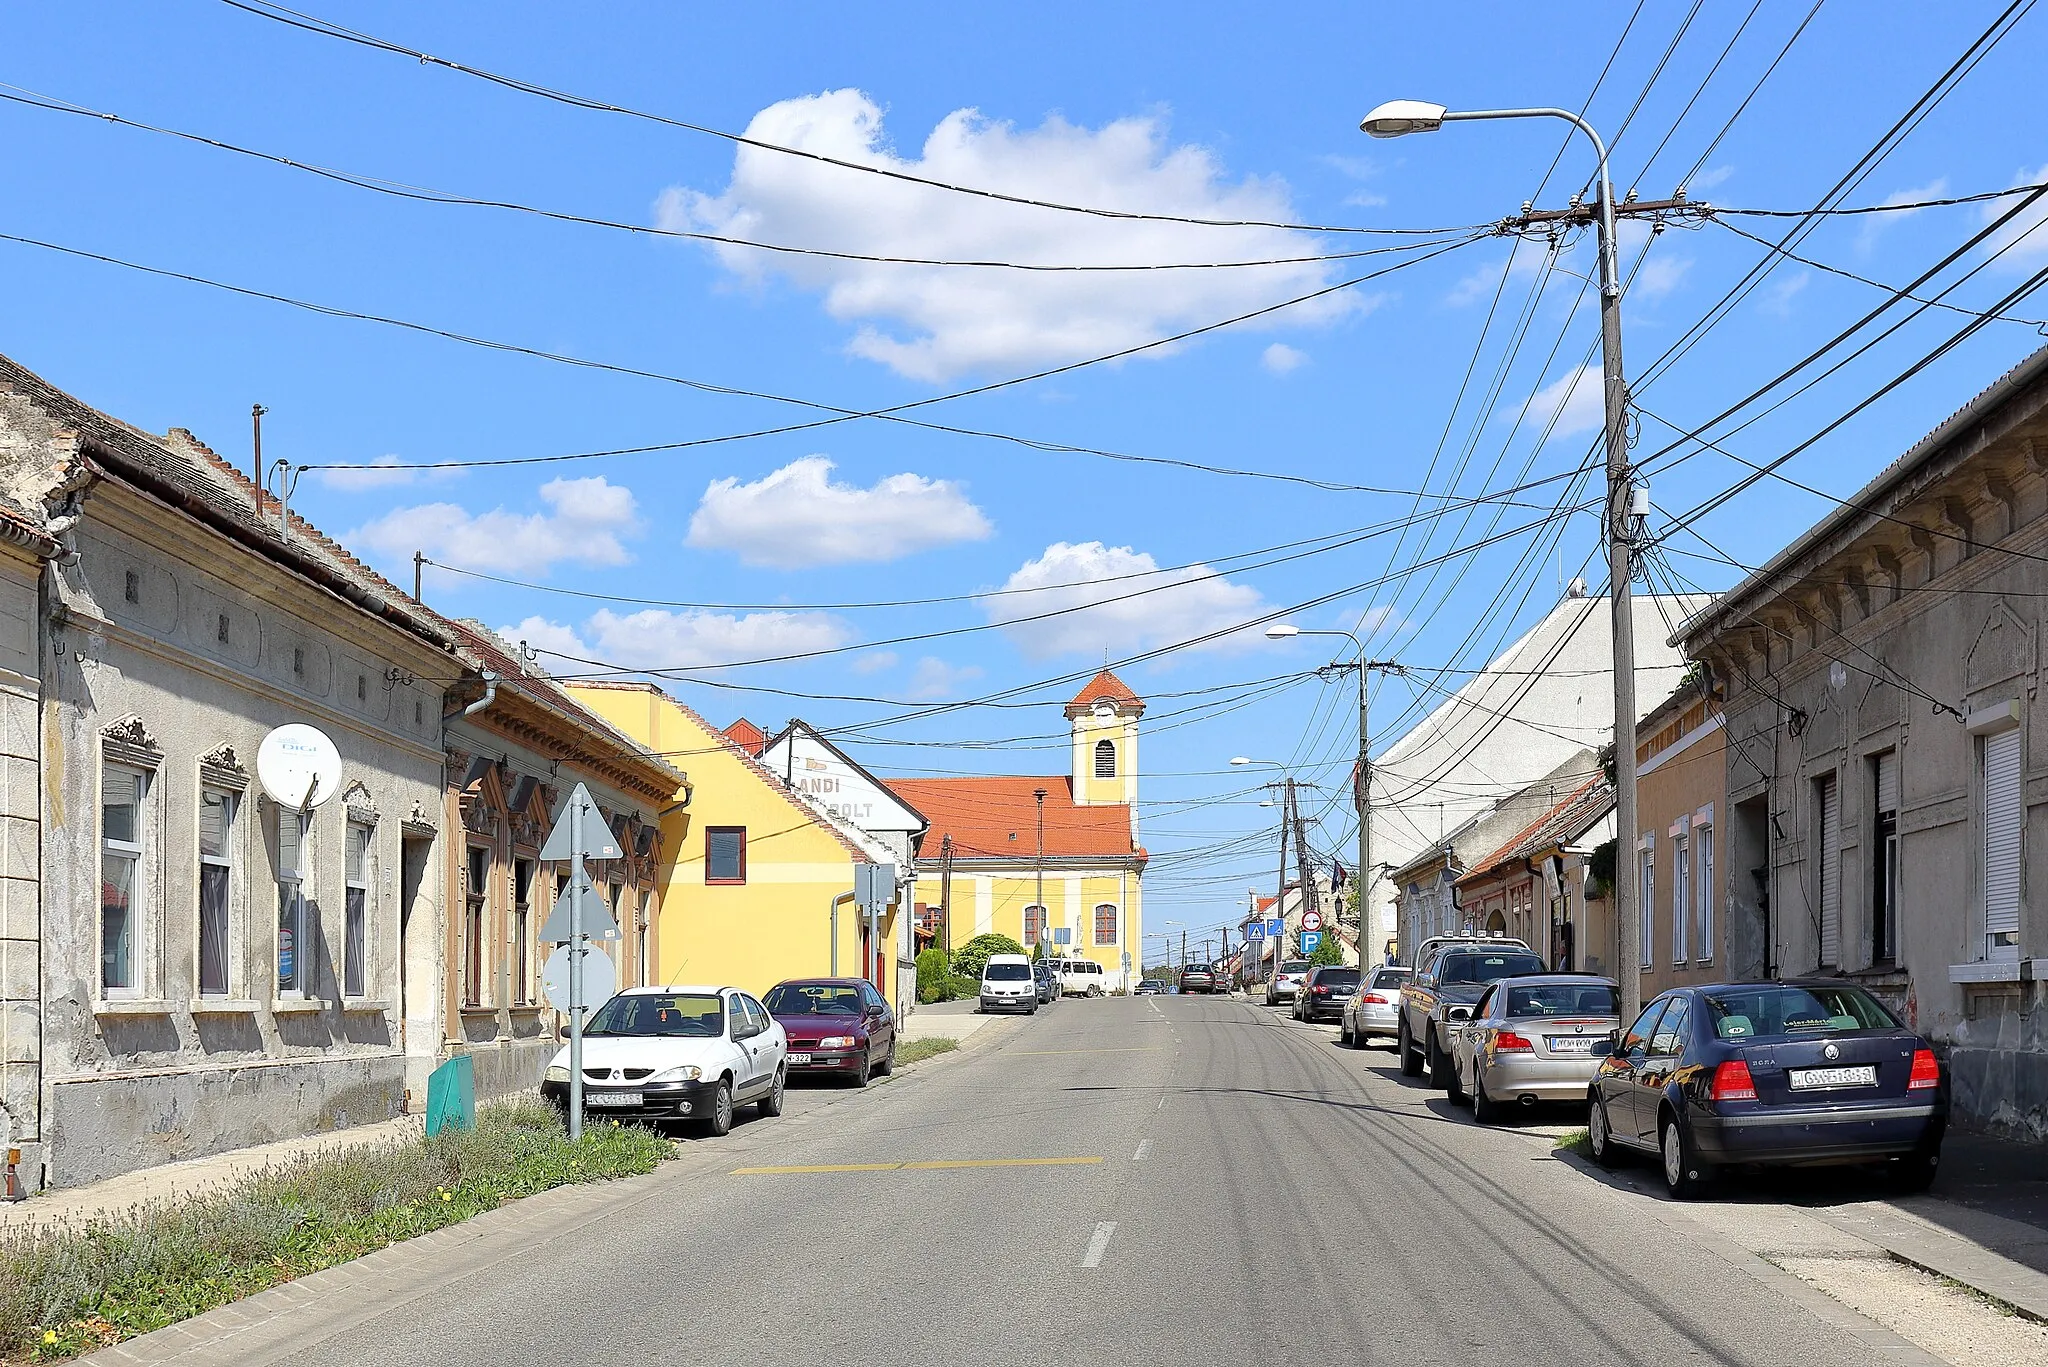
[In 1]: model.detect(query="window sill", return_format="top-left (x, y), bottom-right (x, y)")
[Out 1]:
top-left (1949, 961), bottom-right (2024, 984)
top-left (340, 999), bottom-right (392, 1013)
top-left (704, 879), bottom-right (747, 887)
top-left (457, 1005), bottom-right (500, 1016)
top-left (271, 999), bottom-right (326, 1014)
top-left (93, 999), bottom-right (174, 1016)
top-left (190, 999), bottom-right (263, 1014)
top-left (506, 1004), bottom-right (547, 1014)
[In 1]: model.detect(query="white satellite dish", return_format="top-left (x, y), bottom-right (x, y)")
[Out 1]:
top-left (256, 724), bottom-right (344, 810)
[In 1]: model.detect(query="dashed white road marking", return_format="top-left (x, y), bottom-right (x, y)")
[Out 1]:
top-left (1133, 1139), bottom-right (1151, 1161)
top-left (1082, 1221), bottom-right (1117, 1268)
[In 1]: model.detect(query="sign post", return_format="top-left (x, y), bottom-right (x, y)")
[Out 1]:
top-left (538, 782), bottom-right (622, 1141)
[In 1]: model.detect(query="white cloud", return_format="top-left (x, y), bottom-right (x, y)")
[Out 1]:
top-left (505, 608), bottom-right (853, 670)
top-left (348, 476), bottom-right (639, 574)
top-left (1447, 236), bottom-right (1551, 307)
top-left (315, 455), bottom-right (457, 491)
top-left (1858, 178), bottom-right (1947, 254)
top-left (1351, 604), bottom-right (1415, 641)
top-left (907, 656), bottom-right (985, 699)
top-left (982, 540), bottom-right (1265, 659)
top-left (849, 650), bottom-right (899, 675)
top-left (1632, 253), bottom-right (1692, 300)
top-left (664, 89), bottom-right (1362, 381)
top-left (1687, 164), bottom-right (1735, 193)
top-left (1514, 364), bottom-right (1604, 443)
top-left (686, 455), bottom-right (991, 568)
top-left (1261, 342), bottom-right (1308, 374)
top-left (1761, 270), bottom-right (1810, 317)
top-left (1984, 164), bottom-right (2048, 269)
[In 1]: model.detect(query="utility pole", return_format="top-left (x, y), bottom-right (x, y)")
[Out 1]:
top-left (413, 550), bottom-right (425, 603)
top-left (1271, 781), bottom-right (1293, 988)
top-left (250, 403), bottom-right (267, 502)
top-left (1033, 787), bottom-right (1047, 951)
top-left (937, 834), bottom-right (955, 955)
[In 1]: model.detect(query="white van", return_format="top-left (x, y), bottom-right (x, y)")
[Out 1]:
top-left (979, 954), bottom-right (1038, 1014)
top-left (1051, 958), bottom-right (1109, 998)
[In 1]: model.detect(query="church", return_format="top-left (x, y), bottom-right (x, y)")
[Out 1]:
top-left (891, 671), bottom-right (1148, 992)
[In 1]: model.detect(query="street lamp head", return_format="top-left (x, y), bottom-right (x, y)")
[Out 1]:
top-left (1263, 623), bottom-right (1300, 640)
top-left (1229, 756), bottom-right (1254, 766)
top-left (1359, 99), bottom-right (1448, 138)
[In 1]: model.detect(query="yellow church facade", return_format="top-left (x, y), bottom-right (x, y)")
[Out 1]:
top-left (891, 671), bottom-right (1147, 991)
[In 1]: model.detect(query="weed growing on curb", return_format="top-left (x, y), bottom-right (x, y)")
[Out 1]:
top-left (1553, 1129), bottom-right (1592, 1158)
top-left (896, 1038), bottom-right (959, 1066)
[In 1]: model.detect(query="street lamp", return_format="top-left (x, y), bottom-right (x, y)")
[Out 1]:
top-left (1233, 757), bottom-right (1299, 985)
top-left (1264, 623), bottom-right (1400, 965)
top-left (1358, 98), bottom-right (1643, 1023)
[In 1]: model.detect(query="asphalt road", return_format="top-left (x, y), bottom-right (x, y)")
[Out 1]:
top-left (118, 993), bottom-right (1956, 1367)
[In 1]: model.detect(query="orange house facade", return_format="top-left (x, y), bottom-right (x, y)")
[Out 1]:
top-left (1632, 681), bottom-right (1728, 999)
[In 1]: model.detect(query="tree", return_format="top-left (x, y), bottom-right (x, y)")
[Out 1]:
top-left (915, 947), bottom-right (952, 1003)
top-left (1307, 933), bottom-right (1346, 968)
top-left (951, 932), bottom-right (1026, 980)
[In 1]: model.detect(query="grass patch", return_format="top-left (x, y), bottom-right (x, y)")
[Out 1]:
top-left (0, 1101), bottom-right (671, 1363)
top-left (897, 1037), bottom-right (959, 1066)
top-left (1553, 1128), bottom-right (1591, 1158)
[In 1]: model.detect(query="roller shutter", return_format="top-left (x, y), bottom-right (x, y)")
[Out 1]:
top-left (1983, 728), bottom-right (2022, 957)
top-left (1818, 774), bottom-right (1840, 967)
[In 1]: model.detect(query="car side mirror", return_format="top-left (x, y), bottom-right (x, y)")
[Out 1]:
top-left (1605, 1030), bottom-right (1625, 1056)
top-left (1447, 1006), bottom-right (1473, 1023)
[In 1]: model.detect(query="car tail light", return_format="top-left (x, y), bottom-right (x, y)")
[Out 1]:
top-left (1711, 1060), bottom-right (1757, 1103)
top-left (1360, 993), bottom-right (1389, 1005)
top-left (1908, 1048), bottom-right (1941, 1091)
top-left (1313, 985), bottom-right (1330, 994)
top-left (1493, 1030), bottom-right (1534, 1052)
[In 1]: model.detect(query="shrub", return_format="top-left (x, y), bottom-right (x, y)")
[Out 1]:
top-left (947, 974), bottom-right (981, 1001)
top-left (950, 932), bottom-right (1025, 980)
top-left (1307, 934), bottom-right (1346, 968)
top-left (915, 947), bottom-right (952, 1004)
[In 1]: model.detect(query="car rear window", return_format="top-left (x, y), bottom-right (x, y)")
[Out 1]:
top-left (1281, 961), bottom-right (1312, 973)
top-left (1316, 969), bottom-right (1361, 988)
top-left (1506, 983), bottom-right (1615, 1017)
top-left (984, 963), bottom-right (1032, 981)
top-left (1437, 953), bottom-right (1545, 984)
top-left (1701, 984), bottom-right (1898, 1039)
top-left (1370, 969), bottom-right (1411, 989)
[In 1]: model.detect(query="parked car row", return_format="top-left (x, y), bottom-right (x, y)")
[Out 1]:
top-left (541, 974), bottom-right (907, 1136)
top-left (1292, 933), bottom-right (1953, 1199)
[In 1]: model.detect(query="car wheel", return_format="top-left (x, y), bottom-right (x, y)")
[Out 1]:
top-left (1445, 1051), bottom-right (1469, 1106)
top-left (1472, 1070), bottom-right (1503, 1125)
top-left (1089, 985), bottom-right (1103, 998)
top-left (876, 1038), bottom-right (897, 1076)
top-left (1339, 1019), bottom-right (1355, 1048)
top-left (703, 1079), bottom-right (734, 1137)
top-left (1660, 1112), bottom-right (1711, 1199)
top-left (1587, 1093), bottom-right (1620, 1167)
top-left (1398, 1017), bottom-right (1422, 1077)
top-left (1426, 1027), bottom-right (1452, 1090)
top-left (757, 1065), bottom-right (786, 1118)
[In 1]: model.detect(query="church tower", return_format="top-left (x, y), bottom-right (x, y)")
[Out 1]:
top-left (1066, 670), bottom-right (1143, 809)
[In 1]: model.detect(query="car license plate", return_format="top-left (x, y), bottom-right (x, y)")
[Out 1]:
top-left (585, 1092), bottom-right (641, 1108)
top-left (1547, 1035), bottom-right (1599, 1054)
top-left (1789, 1065), bottom-right (1877, 1090)
top-left (788, 1053), bottom-right (813, 1065)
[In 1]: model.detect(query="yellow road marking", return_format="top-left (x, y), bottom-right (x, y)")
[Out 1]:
top-left (1008, 1048), bottom-right (1165, 1055)
top-left (731, 1156), bottom-right (1103, 1175)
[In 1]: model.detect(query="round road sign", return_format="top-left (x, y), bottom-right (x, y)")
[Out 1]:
top-left (1300, 910), bottom-right (1324, 932)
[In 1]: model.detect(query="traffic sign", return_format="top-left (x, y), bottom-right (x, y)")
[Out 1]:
top-left (854, 862), bottom-right (897, 913)
top-left (539, 871), bottom-right (619, 944)
top-left (1265, 918), bottom-right (1285, 937)
top-left (1300, 931), bottom-right (1323, 953)
top-left (542, 942), bottom-right (615, 1013)
top-left (1052, 927), bottom-right (1072, 945)
top-left (1244, 921), bottom-right (1266, 941)
top-left (1301, 909), bottom-right (1324, 932)
top-left (540, 783), bottom-right (621, 862)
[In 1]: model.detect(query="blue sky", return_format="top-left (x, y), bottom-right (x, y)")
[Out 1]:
top-left (6, 2), bottom-right (2047, 950)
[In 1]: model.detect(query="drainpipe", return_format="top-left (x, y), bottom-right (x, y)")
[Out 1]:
top-left (830, 891), bottom-right (855, 976)
top-left (461, 670), bottom-right (499, 718)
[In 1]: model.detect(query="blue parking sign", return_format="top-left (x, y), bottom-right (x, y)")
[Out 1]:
top-left (1300, 931), bottom-right (1322, 953)
top-left (1266, 918), bottom-right (1285, 937)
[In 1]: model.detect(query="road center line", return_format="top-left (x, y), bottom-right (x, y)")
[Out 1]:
top-left (1081, 1221), bottom-right (1116, 1268)
top-left (1009, 1047), bottom-right (1164, 1055)
top-left (1132, 1139), bottom-right (1151, 1161)
top-left (731, 1156), bottom-right (1103, 1175)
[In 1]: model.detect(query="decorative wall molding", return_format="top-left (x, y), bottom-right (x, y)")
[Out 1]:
top-left (198, 742), bottom-right (249, 791)
top-left (100, 713), bottom-right (161, 767)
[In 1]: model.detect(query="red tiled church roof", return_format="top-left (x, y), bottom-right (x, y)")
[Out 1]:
top-left (885, 775), bottom-right (1144, 863)
top-left (1065, 669), bottom-right (1144, 717)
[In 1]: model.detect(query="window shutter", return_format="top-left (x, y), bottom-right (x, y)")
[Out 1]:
top-left (1983, 727), bottom-right (2022, 955)
top-left (1876, 750), bottom-right (1898, 814)
top-left (1818, 775), bottom-right (1840, 966)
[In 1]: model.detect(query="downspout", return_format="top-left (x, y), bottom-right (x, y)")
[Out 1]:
top-left (461, 670), bottom-right (499, 718)
top-left (830, 891), bottom-right (855, 977)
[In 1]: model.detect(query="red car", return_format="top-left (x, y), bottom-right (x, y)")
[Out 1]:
top-left (763, 978), bottom-right (898, 1086)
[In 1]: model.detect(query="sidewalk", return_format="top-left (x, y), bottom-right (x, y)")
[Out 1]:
top-left (902, 997), bottom-right (1004, 1044)
top-left (0, 1115), bottom-right (425, 1234)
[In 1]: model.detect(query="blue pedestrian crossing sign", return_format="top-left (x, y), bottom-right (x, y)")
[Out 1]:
top-left (1300, 931), bottom-right (1323, 953)
top-left (1244, 922), bottom-right (1266, 940)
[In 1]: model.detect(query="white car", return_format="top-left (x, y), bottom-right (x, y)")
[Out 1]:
top-left (980, 954), bottom-right (1039, 1013)
top-left (541, 985), bottom-right (787, 1136)
top-left (1051, 958), bottom-right (1110, 997)
top-left (1264, 960), bottom-right (1313, 1006)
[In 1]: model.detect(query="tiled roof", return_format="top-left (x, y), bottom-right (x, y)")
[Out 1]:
top-left (1065, 669), bottom-right (1144, 716)
top-left (723, 717), bottom-right (766, 756)
top-left (884, 775), bottom-right (1143, 862)
top-left (1458, 777), bottom-right (1614, 886)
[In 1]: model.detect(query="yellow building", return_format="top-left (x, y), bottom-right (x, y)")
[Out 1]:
top-left (892, 671), bottom-right (1147, 990)
top-left (564, 681), bottom-right (898, 1003)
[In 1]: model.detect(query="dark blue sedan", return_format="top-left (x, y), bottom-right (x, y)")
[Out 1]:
top-left (1586, 980), bottom-right (1946, 1198)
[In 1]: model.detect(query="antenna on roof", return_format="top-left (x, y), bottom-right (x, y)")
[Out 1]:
top-left (251, 403), bottom-right (267, 503)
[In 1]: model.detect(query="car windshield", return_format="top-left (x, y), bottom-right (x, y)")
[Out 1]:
top-left (1438, 953), bottom-right (1545, 985)
top-left (1700, 984), bottom-right (1899, 1039)
top-left (1506, 983), bottom-right (1616, 1017)
top-left (984, 963), bottom-right (1032, 981)
top-left (1371, 969), bottom-right (1411, 989)
top-left (763, 983), bottom-right (863, 1016)
top-left (584, 993), bottom-right (723, 1037)
top-left (1316, 969), bottom-right (1361, 988)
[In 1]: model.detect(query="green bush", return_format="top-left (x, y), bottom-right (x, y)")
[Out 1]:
top-left (0, 1101), bottom-right (670, 1362)
top-left (950, 932), bottom-right (1025, 980)
top-left (915, 947), bottom-right (952, 1003)
top-left (947, 974), bottom-right (981, 1000)
top-left (1307, 933), bottom-right (1346, 967)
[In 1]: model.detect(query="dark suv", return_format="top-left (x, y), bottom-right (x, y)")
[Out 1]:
top-left (1179, 963), bottom-right (1217, 994)
top-left (1294, 965), bottom-right (1362, 1022)
top-left (1397, 942), bottom-right (1547, 1086)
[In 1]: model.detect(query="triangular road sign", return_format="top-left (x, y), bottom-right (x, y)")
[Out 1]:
top-left (539, 870), bottom-right (620, 944)
top-left (538, 782), bottom-right (623, 862)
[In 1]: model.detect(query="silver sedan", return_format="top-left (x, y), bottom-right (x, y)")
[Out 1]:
top-left (1448, 974), bottom-right (1619, 1124)
top-left (1339, 966), bottom-right (1411, 1047)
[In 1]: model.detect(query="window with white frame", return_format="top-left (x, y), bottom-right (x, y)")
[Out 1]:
top-left (1672, 833), bottom-right (1690, 964)
top-left (277, 808), bottom-right (309, 998)
top-left (198, 787), bottom-right (236, 997)
top-left (344, 821), bottom-right (371, 998)
top-left (1695, 819), bottom-right (1715, 963)
top-left (102, 765), bottom-right (150, 997)
top-left (1638, 838), bottom-right (1654, 969)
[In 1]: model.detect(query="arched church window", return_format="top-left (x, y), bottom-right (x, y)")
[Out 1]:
top-left (1094, 738), bottom-right (1117, 778)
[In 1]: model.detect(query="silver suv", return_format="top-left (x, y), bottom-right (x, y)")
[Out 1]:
top-left (1396, 938), bottom-right (1543, 1087)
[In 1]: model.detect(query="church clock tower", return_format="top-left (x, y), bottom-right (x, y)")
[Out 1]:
top-left (1066, 669), bottom-right (1143, 812)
